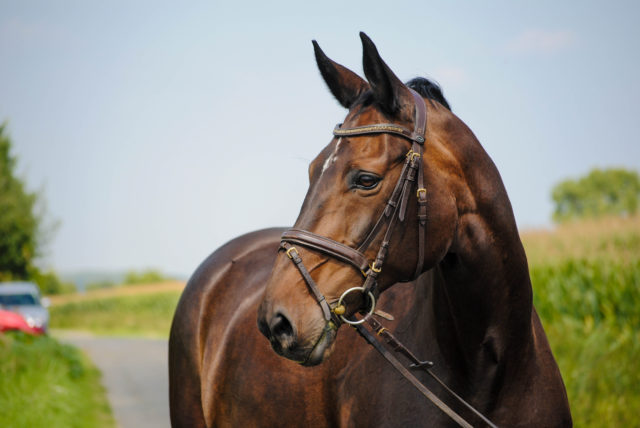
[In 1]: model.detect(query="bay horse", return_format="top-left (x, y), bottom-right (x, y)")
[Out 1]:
top-left (169, 33), bottom-right (572, 427)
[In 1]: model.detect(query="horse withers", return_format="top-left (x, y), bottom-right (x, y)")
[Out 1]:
top-left (169, 33), bottom-right (572, 427)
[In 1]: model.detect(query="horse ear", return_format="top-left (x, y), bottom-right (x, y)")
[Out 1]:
top-left (313, 40), bottom-right (369, 109)
top-left (360, 32), bottom-right (410, 115)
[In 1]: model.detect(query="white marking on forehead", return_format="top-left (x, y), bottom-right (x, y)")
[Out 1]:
top-left (321, 138), bottom-right (342, 176)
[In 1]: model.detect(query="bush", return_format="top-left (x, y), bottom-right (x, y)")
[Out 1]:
top-left (123, 269), bottom-right (171, 285)
top-left (29, 268), bottom-right (76, 295)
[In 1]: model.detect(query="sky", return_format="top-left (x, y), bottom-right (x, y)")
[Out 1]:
top-left (1, 1), bottom-right (639, 277)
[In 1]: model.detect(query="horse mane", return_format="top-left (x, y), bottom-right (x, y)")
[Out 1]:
top-left (406, 77), bottom-right (451, 111)
top-left (357, 77), bottom-right (451, 112)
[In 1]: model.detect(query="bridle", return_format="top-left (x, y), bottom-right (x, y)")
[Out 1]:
top-left (277, 89), bottom-right (498, 428)
top-left (280, 88), bottom-right (428, 327)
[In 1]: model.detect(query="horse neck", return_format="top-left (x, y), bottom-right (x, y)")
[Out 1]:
top-left (418, 128), bottom-right (535, 378)
top-left (432, 225), bottom-right (534, 372)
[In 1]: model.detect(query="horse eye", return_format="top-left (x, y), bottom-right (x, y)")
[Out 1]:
top-left (355, 173), bottom-right (381, 190)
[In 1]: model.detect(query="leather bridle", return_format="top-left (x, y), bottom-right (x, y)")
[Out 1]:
top-left (277, 89), bottom-right (498, 428)
top-left (280, 88), bottom-right (428, 327)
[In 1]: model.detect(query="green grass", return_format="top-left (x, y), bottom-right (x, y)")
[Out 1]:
top-left (50, 291), bottom-right (181, 337)
top-left (524, 216), bottom-right (640, 427)
top-left (0, 331), bottom-right (114, 428)
top-left (532, 259), bottom-right (640, 327)
top-left (543, 319), bottom-right (639, 427)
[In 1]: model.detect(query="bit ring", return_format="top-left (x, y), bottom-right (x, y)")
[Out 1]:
top-left (336, 286), bottom-right (376, 325)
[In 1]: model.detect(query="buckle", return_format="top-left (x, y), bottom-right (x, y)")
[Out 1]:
top-left (285, 247), bottom-right (299, 259)
top-left (370, 262), bottom-right (382, 273)
top-left (406, 150), bottom-right (420, 162)
top-left (332, 305), bottom-right (346, 315)
top-left (417, 188), bottom-right (427, 199)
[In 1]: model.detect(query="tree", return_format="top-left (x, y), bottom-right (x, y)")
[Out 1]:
top-left (0, 124), bottom-right (72, 294)
top-left (552, 168), bottom-right (640, 223)
top-left (0, 124), bottom-right (40, 279)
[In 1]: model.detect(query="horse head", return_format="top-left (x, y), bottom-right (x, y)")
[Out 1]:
top-left (258, 33), bottom-right (471, 365)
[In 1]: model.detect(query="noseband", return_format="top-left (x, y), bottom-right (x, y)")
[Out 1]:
top-left (279, 88), bottom-right (428, 326)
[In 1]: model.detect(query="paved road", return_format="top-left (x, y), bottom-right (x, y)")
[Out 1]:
top-left (59, 332), bottom-right (170, 428)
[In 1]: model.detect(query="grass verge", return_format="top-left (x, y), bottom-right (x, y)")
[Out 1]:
top-left (0, 331), bottom-right (114, 428)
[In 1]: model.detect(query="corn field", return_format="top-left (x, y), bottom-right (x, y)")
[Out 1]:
top-left (523, 216), bottom-right (640, 426)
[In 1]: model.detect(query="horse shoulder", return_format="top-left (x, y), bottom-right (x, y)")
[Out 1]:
top-left (169, 228), bottom-right (284, 427)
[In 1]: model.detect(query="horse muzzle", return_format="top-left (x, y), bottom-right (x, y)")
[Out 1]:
top-left (257, 307), bottom-right (338, 366)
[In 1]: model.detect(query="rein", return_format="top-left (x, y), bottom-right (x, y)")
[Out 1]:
top-left (279, 89), bottom-right (497, 428)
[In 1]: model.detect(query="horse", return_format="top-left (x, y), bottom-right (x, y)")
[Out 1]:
top-left (169, 33), bottom-right (572, 427)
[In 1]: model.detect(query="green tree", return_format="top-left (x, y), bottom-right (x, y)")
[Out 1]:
top-left (0, 124), bottom-right (72, 294)
top-left (0, 124), bottom-right (39, 279)
top-left (552, 168), bottom-right (640, 222)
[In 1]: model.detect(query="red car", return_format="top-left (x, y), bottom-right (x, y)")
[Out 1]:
top-left (0, 309), bottom-right (43, 335)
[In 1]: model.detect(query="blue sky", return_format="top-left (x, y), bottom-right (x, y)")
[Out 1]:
top-left (1, 1), bottom-right (639, 276)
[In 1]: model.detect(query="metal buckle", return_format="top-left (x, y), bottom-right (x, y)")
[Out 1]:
top-left (336, 286), bottom-right (377, 325)
top-left (370, 262), bottom-right (382, 273)
top-left (285, 247), bottom-right (299, 259)
top-left (406, 150), bottom-right (420, 162)
top-left (417, 188), bottom-right (427, 199)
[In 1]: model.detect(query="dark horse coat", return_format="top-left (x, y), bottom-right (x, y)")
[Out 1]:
top-left (169, 34), bottom-right (572, 427)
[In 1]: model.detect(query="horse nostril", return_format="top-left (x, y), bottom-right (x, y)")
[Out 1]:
top-left (257, 316), bottom-right (271, 339)
top-left (270, 312), bottom-right (295, 346)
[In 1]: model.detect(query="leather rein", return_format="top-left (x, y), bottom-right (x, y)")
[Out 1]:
top-left (279, 89), bottom-right (497, 428)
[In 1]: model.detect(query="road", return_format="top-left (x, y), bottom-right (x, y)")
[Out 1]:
top-left (59, 332), bottom-right (170, 428)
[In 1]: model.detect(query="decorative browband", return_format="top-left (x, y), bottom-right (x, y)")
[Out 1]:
top-left (333, 123), bottom-right (425, 144)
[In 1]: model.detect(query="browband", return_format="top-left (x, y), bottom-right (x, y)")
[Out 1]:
top-left (333, 123), bottom-right (425, 144)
